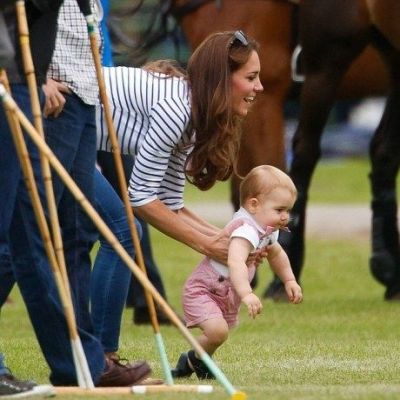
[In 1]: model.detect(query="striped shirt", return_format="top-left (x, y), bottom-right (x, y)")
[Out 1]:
top-left (47, 0), bottom-right (102, 105)
top-left (96, 66), bottom-right (192, 210)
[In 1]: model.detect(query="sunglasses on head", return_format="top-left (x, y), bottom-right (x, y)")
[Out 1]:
top-left (229, 30), bottom-right (249, 48)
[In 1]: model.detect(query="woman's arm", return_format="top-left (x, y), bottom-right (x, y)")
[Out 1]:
top-left (135, 199), bottom-right (230, 263)
top-left (176, 206), bottom-right (220, 236)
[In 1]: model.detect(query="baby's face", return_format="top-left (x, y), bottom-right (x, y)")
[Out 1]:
top-left (251, 187), bottom-right (295, 230)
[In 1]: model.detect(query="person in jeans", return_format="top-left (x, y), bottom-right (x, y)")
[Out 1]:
top-left (0, 0), bottom-right (150, 386)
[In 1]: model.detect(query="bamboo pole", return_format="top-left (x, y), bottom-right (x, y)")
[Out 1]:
top-left (55, 384), bottom-right (213, 395)
top-left (85, 12), bottom-right (173, 384)
top-left (0, 85), bottom-right (246, 399)
top-left (15, 0), bottom-right (69, 293)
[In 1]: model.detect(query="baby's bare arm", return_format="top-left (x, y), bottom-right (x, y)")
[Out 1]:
top-left (267, 242), bottom-right (303, 303)
top-left (228, 238), bottom-right (262, 317)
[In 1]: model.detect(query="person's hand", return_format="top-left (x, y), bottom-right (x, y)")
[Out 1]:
top-left (204, 218), bottom-right (246, 262)
top-left (205, 232), bottom-right (230, 263)
top-left (284, 280), bottom-right (303, 304)
top-left (42, 79), bottom-right (71, 117)
top-left (242, 292), bottom-right (263, 319)
top-left (247, 246), bottom-right (269, 267)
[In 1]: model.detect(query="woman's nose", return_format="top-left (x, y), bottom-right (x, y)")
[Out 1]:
top-left (255, 78), bottom-right (263, 92)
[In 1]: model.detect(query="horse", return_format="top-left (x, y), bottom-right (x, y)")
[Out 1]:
top-left (277, 0), bottom-right (400, 301)
top-left (109, 0), bottom-right (398, 299)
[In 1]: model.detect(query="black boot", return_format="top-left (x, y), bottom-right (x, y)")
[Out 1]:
top-left (171, 352), bottom-right (193, 378)
top-left (187, 350), bottom-right (216, 380)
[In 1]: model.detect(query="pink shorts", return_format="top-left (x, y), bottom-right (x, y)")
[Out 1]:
top-left (182, 258), bottom-right (242, 329)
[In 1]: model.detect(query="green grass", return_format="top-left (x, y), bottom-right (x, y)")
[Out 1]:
top-left (1, 159), bottom-right (400, 399)
top-left (2, 233), bottom-right (400, 399)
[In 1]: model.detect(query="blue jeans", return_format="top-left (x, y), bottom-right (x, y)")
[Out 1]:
top-left (91, 169), bottom-right (142, 352)
top-left (0, 353), bottom-right (7, 375)
top-left (0, 245), bottom-right (14, 307)
top-left (0, 85), bottom-right (105, 385)
top-left (96, 151), bottom-right (167, 309)
top-left (44, 93), bottom-right (98, 332)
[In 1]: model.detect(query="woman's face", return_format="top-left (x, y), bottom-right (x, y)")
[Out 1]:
top-left (231, 50), bottom-right (263, 117)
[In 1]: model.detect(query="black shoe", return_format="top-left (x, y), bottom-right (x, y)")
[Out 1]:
top-left (171, 353), bottom-right (193, 378)
top-left (0, 373), bottom-right (54, 398)
top-left (187, 350), bottom-right (215, 380)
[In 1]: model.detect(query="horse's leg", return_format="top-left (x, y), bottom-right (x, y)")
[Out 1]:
top-left (368, 44), bottom-right (400, 299)
top-left (264, 67), bottom-right (345, 299)
top-left (264, 0), bottom-right (370, 299)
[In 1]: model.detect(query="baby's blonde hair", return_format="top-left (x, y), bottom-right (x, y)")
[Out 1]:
top-left (239, 165), bottom-right (297, 205)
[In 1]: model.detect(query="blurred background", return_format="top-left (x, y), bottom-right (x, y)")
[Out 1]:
top-left (106, 0), bottom-right (385, 167)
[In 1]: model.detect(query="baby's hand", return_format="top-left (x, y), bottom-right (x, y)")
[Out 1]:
top-left (242, 293), bottom-right (263, 319)
top-left (284, 280), bottom-right (303, 304)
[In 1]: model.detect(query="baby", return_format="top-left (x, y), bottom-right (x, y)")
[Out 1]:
top-left (172, 165), bottom-right (303, 379)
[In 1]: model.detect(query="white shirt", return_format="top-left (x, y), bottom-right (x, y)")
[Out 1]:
top-left (210, 207), bottom-right (279, 277)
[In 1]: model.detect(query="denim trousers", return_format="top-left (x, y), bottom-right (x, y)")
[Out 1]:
top-left (0, 353), bottom-right (7, 375)
top-left (44, 93), bottom-right (98, 332)
top-left (96, 151), bottom-right (167, 309)
top-left (0, 85), bottom-right (105, 385)
top-left (91, 169), bottom-right (142, 352)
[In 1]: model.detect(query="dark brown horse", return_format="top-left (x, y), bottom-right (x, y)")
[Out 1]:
top-left (277, 0), bottom-right (400, 300)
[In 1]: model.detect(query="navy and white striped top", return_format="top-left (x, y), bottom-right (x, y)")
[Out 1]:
top-left (96, 66), bottom-right (192, 210)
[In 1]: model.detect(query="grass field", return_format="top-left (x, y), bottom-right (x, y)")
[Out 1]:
top-left (1, 158), bottom-right (400, 399)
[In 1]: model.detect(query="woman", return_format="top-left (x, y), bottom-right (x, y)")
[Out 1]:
top-left (91, 30), bottom-right (263, 356)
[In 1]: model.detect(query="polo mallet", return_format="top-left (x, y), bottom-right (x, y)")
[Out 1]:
top-left (0, 85), bottom-right (247, 399)
top-left (0, 74), bottom-right (93, 389)
top-left (14, 0), bottom-right (94, 387)
top-left (77, 0), bottom-right (174, 385)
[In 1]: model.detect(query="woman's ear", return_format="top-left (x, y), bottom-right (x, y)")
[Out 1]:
top-left (246, 197), bottom-right (259, 214)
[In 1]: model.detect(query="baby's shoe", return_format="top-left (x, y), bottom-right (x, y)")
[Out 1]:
top-left (171, 352), bottom-right (193, 378)
top-left (187, 350), bottom-right (216, 380)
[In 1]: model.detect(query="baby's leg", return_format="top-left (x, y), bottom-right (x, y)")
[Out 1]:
top-left (171, 318), bottom-right (229, 380)
top-left (196, 317), bottom-right (229, 356)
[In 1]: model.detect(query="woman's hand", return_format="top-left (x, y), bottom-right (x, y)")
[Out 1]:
top-left (247, 246), bottom-right (269, 267)
top-left (203, 218), bottom-right (246, 263)
top-left (203, 231), bottom-right (230, 263)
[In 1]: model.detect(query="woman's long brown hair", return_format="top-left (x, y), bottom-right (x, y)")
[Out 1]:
top-left (185, 31), bottom-right (259, 190)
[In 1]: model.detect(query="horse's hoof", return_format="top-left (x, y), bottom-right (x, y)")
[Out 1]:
top-left (370, 251), bottom-right (397, 285)
top-left (384, 282), bottom-right (400, 301)
top-left (385, 291), bottom-right (400, 301)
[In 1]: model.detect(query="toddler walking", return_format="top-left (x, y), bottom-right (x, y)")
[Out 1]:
top-left (172, 165), bottom-right (303, 379)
